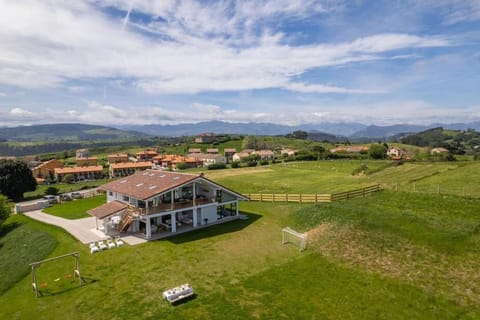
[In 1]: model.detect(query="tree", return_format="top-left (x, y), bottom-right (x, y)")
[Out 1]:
top-left (0, 195), bottom-right (11, 228)
top-left (45, 186), bottom-right (59, 196)
top-left (368, 144), bottom-right (387, 159)
top-left (0, 160), bottom-right (37, 201)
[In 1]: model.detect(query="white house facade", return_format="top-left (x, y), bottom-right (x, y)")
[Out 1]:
top-left (88, 170), bottom-right (247, 240)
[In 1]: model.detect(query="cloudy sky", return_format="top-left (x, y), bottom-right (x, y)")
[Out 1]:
top-left (0, 0), bottom-right (479, 127)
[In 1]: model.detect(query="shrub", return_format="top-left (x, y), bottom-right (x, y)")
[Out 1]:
top-left (176, 162), bottom-right (188, 170)
top-left (44, 186), bottom-right (59, 196)
top-left (231, 161), bottom-right (241, 168)
top-left (207, 163), bottom-right (227, 170)
top-left (246, 161), bottom-right (257, 167)
top-left (260, 160), bottom-right (269, 166)
top-left (64, 174), bottom-right (75, 184)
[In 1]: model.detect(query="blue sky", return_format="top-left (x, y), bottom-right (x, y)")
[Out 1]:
top-left (0, 0), bottom-right (479, 127)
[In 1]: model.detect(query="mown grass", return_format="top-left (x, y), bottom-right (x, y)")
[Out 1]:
top-left (293, 190), bottom-right (480, 309)
top-left (42, 196), bottom-right (105, 219)
top-left (0, 217), bottom-right (58, 294)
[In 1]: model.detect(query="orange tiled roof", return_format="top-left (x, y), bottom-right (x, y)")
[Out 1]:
top-left (54, 165), bottom-right (103, 174)
top-left (110, 161), bottom-right (153, 169)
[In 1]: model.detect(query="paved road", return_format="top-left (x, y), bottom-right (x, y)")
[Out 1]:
top-left (22, 210), bottom-right (104, 244)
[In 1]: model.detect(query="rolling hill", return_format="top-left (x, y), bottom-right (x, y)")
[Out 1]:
top-left (0, 123), bottom-right (150, 142)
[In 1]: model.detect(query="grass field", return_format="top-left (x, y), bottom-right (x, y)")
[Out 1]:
top-left (42, 196), bottom-right (105, 219)
top-left (24, 180), bottom-right (110, 201)
top-left (1, 160), bottom-right (480, 319)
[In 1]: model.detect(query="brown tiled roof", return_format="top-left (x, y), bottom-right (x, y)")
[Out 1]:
top-left (224, 148), bottom-right (236, 152)
top-left (188, 148), bottom-right (201, 153)
top-left (207, 148), bottom-right (219, 153)
top-left (100, 169), bottom-right (200, 200)
top-left (108, 153), bottom-right (128, 158)
top-left (54, 165), bottom-right (103, 174)
top-left (110, 161), bottom-right (152, 169)
top-left (77, 157), bottom-right (98, 160)
top-left (87, 200), bottom-right (128, 219)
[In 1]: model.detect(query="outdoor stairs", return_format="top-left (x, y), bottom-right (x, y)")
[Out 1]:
top-left (119, 215), bottom-right (133, 232)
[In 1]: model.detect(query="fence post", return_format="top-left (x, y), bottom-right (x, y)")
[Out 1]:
top-left (286, 193), bottom-right (288, 202)
top-left (260, 193), bottom-right (263, 202)
top-left (437, 184), bottom-right (440, 194)
top-left (272, 193), bottom-right (275, 202)
top-left (299, 194), bottom-right (302, 204)
top-left (315, 193), bottom-right (318, 203)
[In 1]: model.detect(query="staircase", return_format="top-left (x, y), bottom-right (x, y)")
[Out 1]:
top-left (117, 205), bottom-right (138, 232)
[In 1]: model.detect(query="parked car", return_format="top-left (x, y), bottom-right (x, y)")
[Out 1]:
top-left (43, 195), bottom-right (58, 204)
top-left (71, 192), bottom-right (82, 199)
top-left (60, 194), bottom-right (72, 201)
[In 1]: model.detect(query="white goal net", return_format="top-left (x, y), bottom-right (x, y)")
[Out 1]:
top-left (282, 227), bottom-right (307, 251)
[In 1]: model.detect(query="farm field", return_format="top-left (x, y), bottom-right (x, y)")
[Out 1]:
top-left (1, 160), bottom-right (480, 319)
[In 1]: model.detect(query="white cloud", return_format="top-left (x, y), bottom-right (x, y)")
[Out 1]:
top-left (9, 107), bottom-right (35, 117)
top-left (0, 92), bottom-right (6, 97)
top-left (0, 1), bottom-right (451, 96)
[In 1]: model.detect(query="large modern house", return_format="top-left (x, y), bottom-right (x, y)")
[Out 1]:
top-left (88, 169), bottom-right (248, 240)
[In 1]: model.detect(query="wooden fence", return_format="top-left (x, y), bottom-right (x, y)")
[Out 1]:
top-left (244, 184), bottom-right (381, 204)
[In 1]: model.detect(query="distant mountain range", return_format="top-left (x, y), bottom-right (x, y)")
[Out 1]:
top-left (119, 120), bottom-right (480, 139)
top-left (1, 121), bottom-right (480, 143)
top-left (0, 123), bottom-right (149, 142)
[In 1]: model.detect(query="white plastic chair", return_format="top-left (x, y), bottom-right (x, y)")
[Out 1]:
top-left (107, 238), bottom-right (116, 249)
top-left (115, 236), bottom-right (124, 247)
top-left (98, 240), bottom-right (108, 250)
top-left (90, 242), bottom-right (99, 254)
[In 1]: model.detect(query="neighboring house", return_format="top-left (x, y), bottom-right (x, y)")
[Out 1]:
top-left (253, 150), bottom-right (274, 160)
top-left (188, 148), bottom-right (201, 154)
top-left (32, 159), bottom-right (64, 180)
top-left (108, 153), bottom-right (129, 164)
top-left (136, 149), bottom-right (158, 161)
top-left (154, 154), bottom-right (202, 170)
top-left (76, 157), bottom-right (98, 166)
top-left (387, 148), bottom-right (404, 158)
top-left (206, 148), bottom-right (219, 154)
top-left (76, 148), bottom-right (89, 159)
top-left (194, 133), bottom-right (216, 144)
top-left (431, 147), bottom-right (449, 155)
top-left (224, 148), bottom-right (237, 163)
top-left (189, 153), bottom-right (226, 167)
top-left (223, 148), bottom-right (237, 158)
top-left (280, 148), bottom-right (297, 156)
top-left (87, 170), bottom-right (248, 240)
top-left (109, 161), bottom-right (153, 178)
top-left (232, 149), bottom-right (254, 162)
top-left (54, 165), bottom-right (103, 182)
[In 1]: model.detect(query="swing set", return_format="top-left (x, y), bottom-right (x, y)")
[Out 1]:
top-left (30, 252), bottom-right (84, 298)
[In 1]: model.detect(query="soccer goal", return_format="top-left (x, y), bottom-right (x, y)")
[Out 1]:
top-left (30, 252), bottom-right (84, 297)
top-left (282, 227), bottom-right (307, 251)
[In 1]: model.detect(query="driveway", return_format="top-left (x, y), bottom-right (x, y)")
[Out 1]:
top-left (22, 210), bottom-right (104, 244)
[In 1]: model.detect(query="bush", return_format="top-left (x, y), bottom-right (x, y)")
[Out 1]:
top-left (260, 160), bottom-right (269, 166)
top-left (231, 161), bottom-right (241, 168)
top-left (246, 161), bottom-right (257, 167)
top-left (176, 162), bottom-right (188, 170)
top-left (44, 186), bottom-right (59, 196)
top-left (207, 163), bottom-right (227, 170)
top-left (0, 195), bottom-right (11, 227)
top-left (64, 174), bottom-right (75, 184)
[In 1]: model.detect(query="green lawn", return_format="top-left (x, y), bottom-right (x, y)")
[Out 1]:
top-left (0, 217), bottom-right (58, 294)
top-left (2, 160), bottom-right (480, 318)
top-left (42, 196), bottom-right (105, 219)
